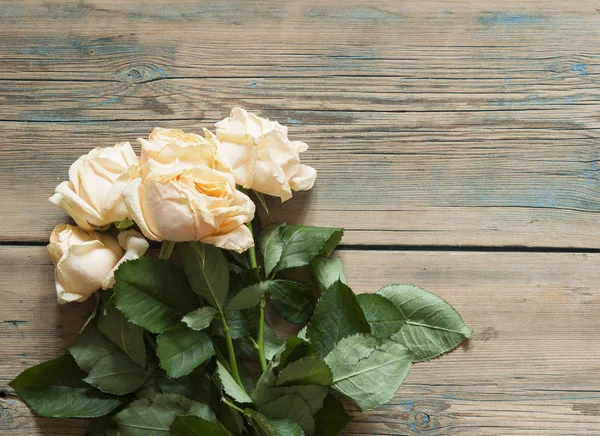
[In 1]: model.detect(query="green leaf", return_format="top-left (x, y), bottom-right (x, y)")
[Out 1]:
top-left (268, 280), bottom-right (315, 325)
top-left (87, 414), bottom-right (120, 436)
top-left (268, 419), bottom-right (304, 436)
top-left (253, 385), bottom-right (327, 415)
top-left (159, 241), bottom-right (176, 260)
top-left (224, 309), bottom-right (252, 340)
top-left (115, 393), bottom-right (218, 436)
top-left (314, 395), bottom-right (352, 436)
top-left (247, 410), bottom-right (305, 436)
top-left (156, 370), bottom-right (217, 410)
top-left (276, 355), bottom-right (332, 387)
top-left (227, 309), bottom-right (280, 359)
top-left (272, 337), bottom-right (314, 374)
top-left (226, 282), bottom-right (270, 311)
top-left (135, 373), bottom-right (161, 399)
top-left (170, 415), bottom-right (228, 436)
top-left (157, 324), bottom-right (215, 378)
top-left (378, 285), bottom-right (472, 362)
top-left (219, 401), bottom-right (245, 435)
top-left (259, 224), bottom-right (285, 278)
top-left (324, 334), bottom-right (412, 411)
top-left (254, 368), bottom-right (276, 399)
top-left (84, 351), bottom-right (151, 395)
top-left (275, 225), bottom-right (344, 274)
top-left (157, 372), bottom-right (195, 399)
top-left (116, 218), bottom-right (135, 230)
top-left (254, 191), bottom-right (273, 221)
top-left (183, 307), bottom-right (220, 331)
top-left (310, 257), bottom-right (347, 293)
top-left (216, 361), bottom-right (253, 404)
top-left (259, 394), bottom-right (315, 436)
top-left (227, 250), bottom-right (250, 270)
top-left (113, 257), bottom-right (199, 334)
top-left (263, 321), bottom-right (282, 360)
top-left (297, 327), bottom-right (308, 340)
top-left (246, 410), bottom-right (277, 436)
top-left (306, 281), bottom-right (370, 357)
top-left (230, 268), bottom-right (259, 293)
top-left (356, 293), bottom-right (406, 339)
top-left (233, 318), bottom-right (281, 360)
top-left (69, 324), bottom-right (119, 372)
top-left (238, 359), bottom-right (257, 395)
top-left (97, 305), bottom-right (146, 367)
top-left (177, 242), bottom-right (229, 310)
top-left (9, 355), bottom-right (122, 418)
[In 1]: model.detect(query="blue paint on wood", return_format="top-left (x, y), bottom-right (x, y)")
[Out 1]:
top-left (490, 95), bottom-right (577, 106)
top-left (89, 97), bottom-right (120, 108)
top-left (443, 10), bottom-right (454, 15)
top-left (505, 77), bottom-right (512, 83)
top-left (16, 37), bottom-right (174, 60)
top-left (248, 82), bottom-right (258, 88)
top-left (409, 422), bottom-right (417, 431)
top-left (571, 63), bottom-right (588, 77)
top-left (478, 13), bottom-right (545, 26)
top-left (305, 6), bottom-right (403, 23)
top-left (128, 1), bottom-right (284, 21)
top-left (4, 320), bottom-right (27, 328)
top-left (587, 154), bottom-right (598, 186)
top-left (286, 117), bottom-right (303, 126)
top-left (320, 48), bottom-right (380, 72)
top-left (150, 66), bottom-right (167, 80)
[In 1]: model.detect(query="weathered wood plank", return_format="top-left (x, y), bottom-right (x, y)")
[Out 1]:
top-left (1, 247), bottom-right (599, 434)
top-left (1, 0), bottom-right (599, 247)
top-left (2, 117), bottom-right (599, 247)
top-left (1, 0), bottom-right (600, 83)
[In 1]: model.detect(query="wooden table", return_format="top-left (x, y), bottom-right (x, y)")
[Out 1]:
top-left (1, 1), bottom-right (599, 434)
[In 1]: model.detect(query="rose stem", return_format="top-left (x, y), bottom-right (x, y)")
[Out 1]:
top-left (219, 312), bottom-right (246, 391)
top-left (245, 219), bottom-right (267, 372)
top-left (222, 397), bottom-right (246, 414)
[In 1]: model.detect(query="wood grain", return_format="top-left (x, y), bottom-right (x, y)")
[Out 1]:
top-left (1, 0), bottom-right (599, 247)
top-left (1, 247), bottom-right (600, 435)
top-left (1, 1), bottom-right (600, 435)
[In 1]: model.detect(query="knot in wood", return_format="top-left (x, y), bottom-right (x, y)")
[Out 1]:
top-left (126, 68), bottom-right (142, 82)
top-left (414, 411), bottom-right (430, 428)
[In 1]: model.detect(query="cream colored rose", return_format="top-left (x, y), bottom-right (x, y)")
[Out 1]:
top-left (49, 142), bottom-right (138, 230)
top-left (101, 230), bottom-right (150, 290)
top-left (139, 127), bottom-right (229, 174)
top-left (48, 225), bottom-right (149, 304)
top-left (215, 107), bottom-right (317, 201)
top-left (123, 128), bottom-right (255, 253)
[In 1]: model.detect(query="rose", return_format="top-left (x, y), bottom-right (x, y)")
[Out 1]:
top-left (215, 107), bottom-right (317, 201)
top-left (48, 224), bottom-right (122, 304)
top-left (101, 230), bottom-right (151, 289)
top-left (138, 127), bottom-right (230, 174)
top-left (123, 128), bottom-right (255, 253)
top-left (48, 226), bottom-right (150, 304)
top-left (49, 142), bottom-right (138, 230)
top-left (47, 225), bottom-right (148, 304)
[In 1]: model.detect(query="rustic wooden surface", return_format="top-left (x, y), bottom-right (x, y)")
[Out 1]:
top-left (1, 0), bottom-right (599, 435)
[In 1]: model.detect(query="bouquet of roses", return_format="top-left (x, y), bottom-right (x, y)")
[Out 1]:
top-left (9, 108), bottom-right (471, 435)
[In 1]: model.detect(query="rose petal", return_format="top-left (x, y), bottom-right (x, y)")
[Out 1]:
top-left (101, 230), bottom-right (149, 290)
top-left (290, 164), bottom-right (317, 192)
top-left (200, 224), bottom-right (254, 253)
top-left (123, 178), bottom-right (161, 241)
